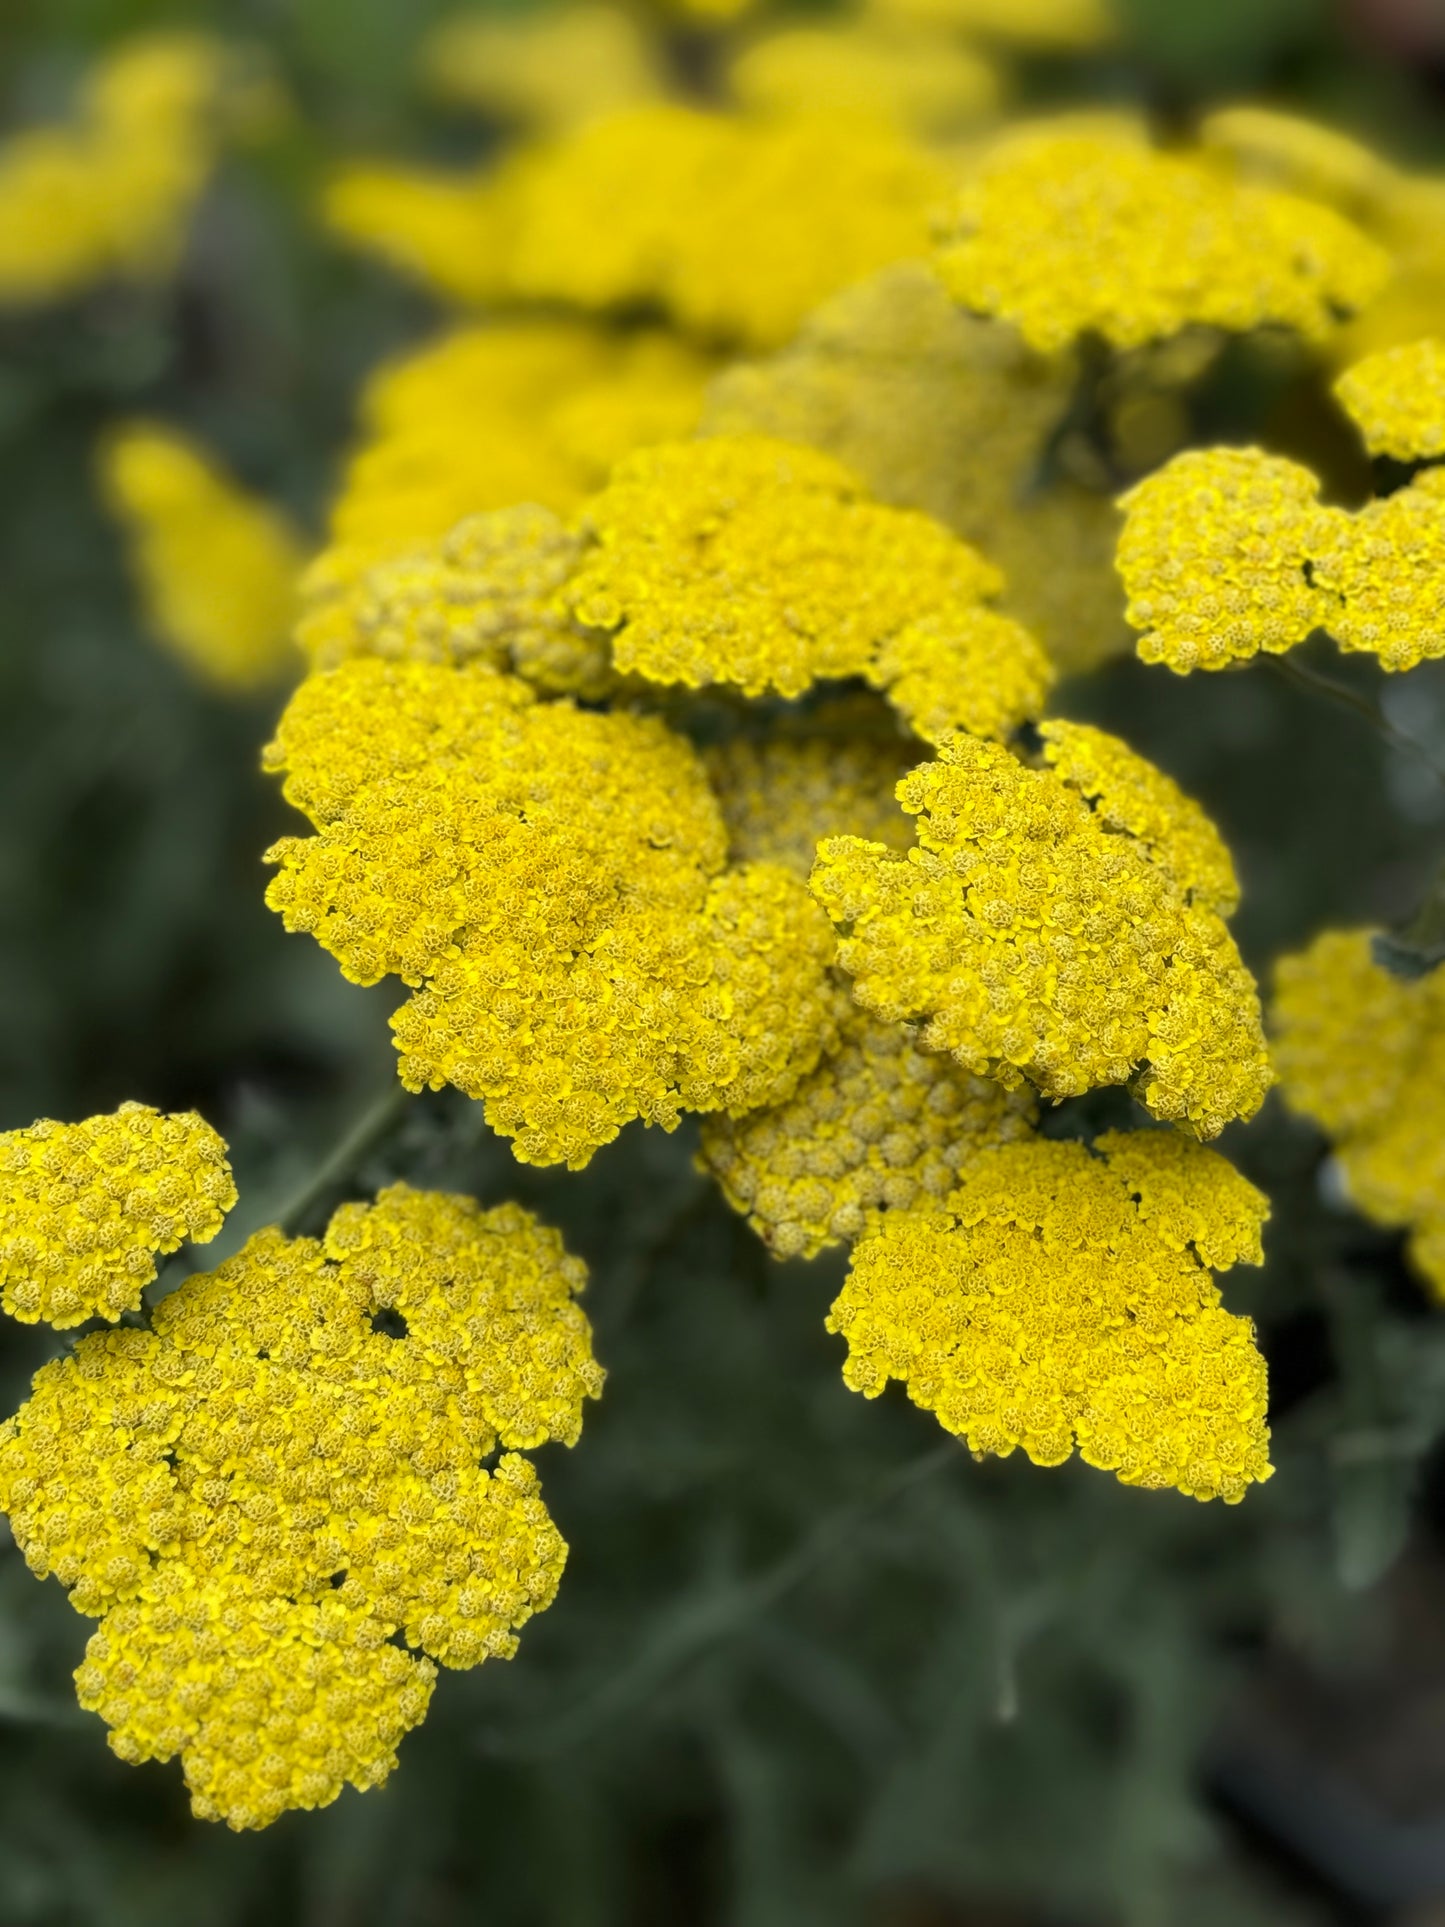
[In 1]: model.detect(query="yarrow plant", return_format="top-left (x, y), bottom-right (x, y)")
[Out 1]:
top-left (10, 0), bottom-right (1445, 1868)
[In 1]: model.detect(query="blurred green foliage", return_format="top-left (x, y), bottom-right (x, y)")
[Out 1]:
top-left (4, 2), bottom-right (1445, 1922)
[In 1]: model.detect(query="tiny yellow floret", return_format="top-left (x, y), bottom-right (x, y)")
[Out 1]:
top-left (829, 1132), bottom-right (1271, 1501)
top-left (0, 1102), bottom-right (235, 1328)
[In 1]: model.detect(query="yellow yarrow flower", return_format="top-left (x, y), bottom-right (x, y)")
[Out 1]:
top-left (1273, 931), bottom-right (1445, 1299)
top-left (707, 723), bottom-right (917, 879)
top-left (0, 35), bottom-right (226, 305)
top-left (864, 0), bottom-right (1116, 47)
top-left (934, 128), bottom-right (1389, 354)
top-left (1200, 107), bottom-right (1400, 225)
top-left (0, 1102), bottom-right (236, 1328)
top-left (420, 6), bottom-right (663, 130)
top-left (101, 422), bottom-right (304, 694)
top-left (0, 1184), bottom-right (601, 1827)
top-left (728, 24), bottom-right (1001, 137)
top-left (264, 659), bottom-right (840, 1167)
top-left (810, 732), bottom-right (1271, 1137)
top-left (829, 1131), bottom-right (1271, 1501)
top-left (701, 1002), bottom-right (1037, 1259)
top-left (321, 165), bottom-right (514, 307)
top-left (568, 434), bottom-right (1053, 741)
top-left (324, 321), bottom-right (713, 583)
top-left (702, 261), bottom-right (1129, 676)
top-left (1118, 442), bottom-right (1445, 675)
top-left (1334, 338), bottom-right (1445, 460)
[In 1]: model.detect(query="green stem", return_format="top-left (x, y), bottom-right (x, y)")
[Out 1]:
top-left (277, 1082), bottom-right (414, 1238)
top-left (1263, 652), bottom-right (1445, 787)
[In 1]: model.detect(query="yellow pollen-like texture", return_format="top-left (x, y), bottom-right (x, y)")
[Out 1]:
top-left (706, 726), bottom-right (917, 879)
top-left (0, 1185), bottom-right (602, 1828)
top-left (1273, 930), bottom-right (1445, 1300)
top-left (701, 1003), bottom-right (1038, 1258)
top-left (298, 507), bottom-right (614, 700)
top-left (1335, 339), bottom-right (1445, 460)
top-left (1118, 444), bottom-right (1445, 674)
top-left (829, 1131), bottom-right (1272, 1501)
top-left (702, 262), bottom-right (1130, 676)
top-left (568, 434), bottom-right (1053, 741)
top-left (934, 130), bottom-right (1389, 354)
top-left (810, 732), bottom-right (1271, 1137)
top-left (263, 658), bottom-right (839, 1167)
top-left (324, 321), bottom-right (713, 580)
top-left (101, 422), bottom-right (305, 693)
top-left (0, 1102), bottom-right (236, 1328)
top-left (0, 35), bottom-right (226, 306)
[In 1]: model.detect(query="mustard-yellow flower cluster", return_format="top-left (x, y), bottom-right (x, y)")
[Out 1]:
top-left (1273, 931), bottom-right (1445, 1298)
top-left (0, 1102), bottom-right (236, 1329)
top-left (811, 727), bottom-right (1271, 1137)
top-left (706, 725), bottom-right (916, 878)
top-left (568, 434), bottom-right (1054, 741)
top-left (702, 261), bottom-right (1129, 675)
top-left (727, 24), bottom-right (1000, 136)
top-left (298, 507), bottom-right (614, 700)
top-left (701, 1002), bottom-right (1037, 1258)
top-left (0, 1184), bottom-right (601, 1827)
top-left (264, 658), bottom-right (839, 1167)
top-left (1334, 338), bottom-right (1445, 460)
top-left (101, 422), bottom-right (304, 693)
top-left (324, 321), bottom-right (713, 582)
top-left (934, 128), bottom-right (1388, 354)
top-left (0, 36), bottom-right (227, 305)
top-left (420, 5), bottom-right (663, 130)
top-left (829, 1132), bottom-right (1271, 1501)
top-left (1118, 441), bottom-right (1445, 674)
top-left (326, 106), bottom-right (956, 350)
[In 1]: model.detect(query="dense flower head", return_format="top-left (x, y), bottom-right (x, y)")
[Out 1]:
top-left (706, 722), bottom-right (916, 878)
top-left (1273, 930), bottom-right (1445, 1298)
top-left (420, 5), bottom-right (662, 129)
top-left (864, 0), bottom-right (1116, 47)
top-left (298, 507), bottom-right (614, 700)
top-left (701, 1002), bottom-right (1038, 1258)
top-left (0, 1102), bottom-right (236, 1328)
top-left (829, 1131), bottom-right (1271, 1500)
top-left (0, 35), bottom-right (226, 305)
top-left (100, 422), bottom-right (304, 693)
top-left (0, 1185), bottom-right (600, 1826)
top-left (1038, 720), bottom-right (1240, 916)
top-left (727, 24), bottom-right (1000, 136)
top-left (702, 262), bottom-right (1129, 675)
top-left (1334, 338), bottom-right (1445, 460)
top-left (264, 658), bottom-right (839, 1166)
top-left (933, 128), bottom-right (1389, 354)
top-left (324, 322), bottom-right (712, 581)
top-left (810, 731), bottom-right (1271, 1137)
top-left (1118, 444), bottom-right (1445, 674)
top-left (568, 434), bottom-right (1053, 740)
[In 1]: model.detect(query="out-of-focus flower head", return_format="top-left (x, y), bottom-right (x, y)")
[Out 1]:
top-left (1334, 337), bottom-right (1445, 460)
top-left (1273, 932), bottom-right (1445, 1298)
top-left (321, 165), bottom-right (515, 306)
top-left (864, 0), bottom-right (1116, 47)
top-left (1200, 106), bottom-right (1401, 225)
top-left (100, 422), bottom-right (305, 694)
top-left (323, 321), bottom-right (714, 584)
top-left (567, 433), bottom-right (1054, 740)
top-left (0, 1185), bottom-right (601, 1827)
top-left (703, 260), bottom-right (1130, 675)
top-left (0, 1102), bottom-right (235, 1328)
top-left (934, 125), bottom-right (1389, 354)
top-left (0, 35), bottom-right (232, 305)
top-left (728, 23), bottom-right (1001, 137)
top-left (420, 6), bottom-right (663, 131)
top-left (830, 1131), bottom-right (1271, 1501)
top-left (811, 728), bottom-right (1271, 1137)
top-left (264, 659), bottom-right (840, 1168)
